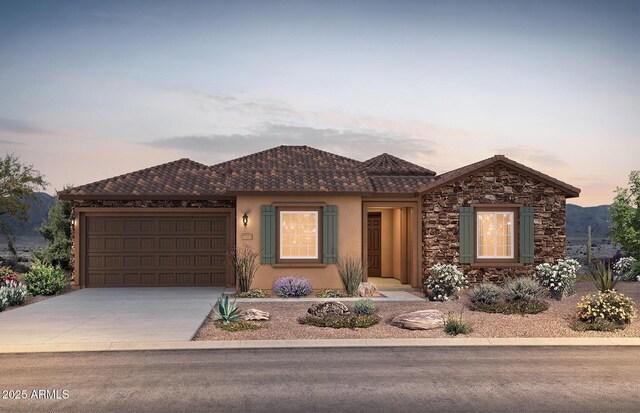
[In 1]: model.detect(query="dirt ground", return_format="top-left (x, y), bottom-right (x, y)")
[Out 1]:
top-left (193, 281), bottom-right (640, 340)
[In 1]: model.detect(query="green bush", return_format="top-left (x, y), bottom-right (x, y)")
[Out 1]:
top-left (299, 314), bottom-right (378, 329)
top-left (468, 283), bottom-right (503, 305)
top-left (214, 320), bottom-right (263, 332)
top-left (235, 289), bottom-right (270, 298)
top-left (316, 289), bottom-right (349, 298)
top-left (21, 259), bottom-right (70, 296)
top-left (353, 299), bottom-right (376, 315)
top-left (503, 277), bottom-right (544, 303)
top-left (444, 313), bottom-right (471, 336)
top-left (471, 300), bottom-right (549, 315)
top-left (337, 255), bottom-right (364, 296)
top-left (33, 196), bottom-right (72, 270)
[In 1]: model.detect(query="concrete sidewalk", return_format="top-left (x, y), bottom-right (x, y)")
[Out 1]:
top-left (1, 337), bottom-right (639, 354)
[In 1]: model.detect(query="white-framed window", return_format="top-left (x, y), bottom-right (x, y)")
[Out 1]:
top-left (477, 211), bottom-right (514, 259)
top-left (279, 210), bottom-right (319, 260)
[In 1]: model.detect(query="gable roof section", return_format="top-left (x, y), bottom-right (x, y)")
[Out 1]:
top-left (418, 155), bottom-right (580, 198)
top-left (362, 153), bottom-right (436, 176)
top-left (58, 158), bottom-right (227, 199)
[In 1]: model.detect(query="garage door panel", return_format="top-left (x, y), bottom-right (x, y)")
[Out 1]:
top-left (84, 212), bottom-right (231, 287)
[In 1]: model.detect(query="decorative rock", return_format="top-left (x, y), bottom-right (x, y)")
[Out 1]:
top-left (356, 282), bottom-right (382, 297)
top-left (307, 301), bottom-right (350, 317)
top-left (390, 310), bottom-right (445, 330)
top-left (243, 309), bottom-right (270, 321)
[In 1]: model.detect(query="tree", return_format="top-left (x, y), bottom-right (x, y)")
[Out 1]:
top-left (0, 154), bottom-right (47, 255)
top-left (34, 193), bottom-right (72, 270)
top-left (610, 170), bottom-right (640, 259)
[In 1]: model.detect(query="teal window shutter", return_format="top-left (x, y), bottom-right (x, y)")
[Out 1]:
top-left (459, 206), bottom-right (474, 264)
top-left (519, 206), bottom-right (535, 264)
top-left (260, 205), bottom-right (276, 264)
top-left (323, 205), bottom-right (338, 264)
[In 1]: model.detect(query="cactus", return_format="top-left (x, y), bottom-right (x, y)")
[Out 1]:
top-left (587, 225), bottom-right (592, 265)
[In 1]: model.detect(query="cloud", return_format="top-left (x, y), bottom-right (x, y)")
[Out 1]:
top-left (0, 117), bottom-right (49, 135)
top-left (146, 123), bottom-right (436, 164)
top-left (0, 138), bottom-right (27, 145)
top-left (495, 145), bottom-right (567, 167)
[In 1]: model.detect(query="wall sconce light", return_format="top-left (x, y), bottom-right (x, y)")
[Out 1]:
top-left (71, 217), bottom-right (76, 226)
top-left (242, 212), bottom-right (249, 227)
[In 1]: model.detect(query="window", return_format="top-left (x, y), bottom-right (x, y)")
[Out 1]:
top-left (279, 210), bottom-right (319, 260)
top-left (476, 211), bottom-right (514, 259)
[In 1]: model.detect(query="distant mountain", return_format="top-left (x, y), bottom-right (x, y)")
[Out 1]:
top-left (2, 192), bottom-right (55, 236)
top-left (566, 204), bottom-right (611, 238)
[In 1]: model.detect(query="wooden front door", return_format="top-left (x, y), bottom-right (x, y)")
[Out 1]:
top-left (367, 212), bottom-right (382, 276)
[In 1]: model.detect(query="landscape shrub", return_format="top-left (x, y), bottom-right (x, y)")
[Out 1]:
top-left (316, 289), bottom-right (349, 298)
top-left (576, 291), bottom-right (636, 330)
top-left (273, 276), bottom-right (312, 298)
top-left (613, 257), bottom-right (638, 281)
top-left (0, 288), bottom-right (7, 311)
top-left (235, 289), bottom-right (270, 298)
top-left (0, 267), bottom-right (19, 286)
top-left (536, 258), bottom-right (580, 299)
top-left (231, 245), bottom-right (260, 293)
top-left (444, 312), bottom-right (471, 336)
top-left (214, 320), bottom-right (263, 332)
top-left (299, 314), bottom-right (378, 329)
top-left (468, 283), bottom-right (503, 305)
top-left (353, 299), bottom-right (376, 315)
top-left (1, 280), bottom-right (27, 306)
top-left (503, 277), bottom-right (544, 303)
top-left (423, 263), bottom-right (467, 301)
top-left (210, 295), bottom-right (241, 325)
top-left (337, 255), bottom-right (364, 296)
top-left (21, 259), bottom-right (70, 296)
top-left (589, 261), bottom-right (618, 292)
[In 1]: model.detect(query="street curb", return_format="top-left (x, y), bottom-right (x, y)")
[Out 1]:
top-left (1, 337), bottom-right (639, 353)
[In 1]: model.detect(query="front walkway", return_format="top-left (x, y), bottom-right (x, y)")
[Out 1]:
top-left (0, 288), bottom-right (222, 345)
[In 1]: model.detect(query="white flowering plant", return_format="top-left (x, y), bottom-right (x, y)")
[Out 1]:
top-left (613, 257), bottom-right (638, 281)
top-left (536, 257), bottom-right (581, 299)
top-left (0, 287), bottom-right (8, 311)
top-left (0, 280), bottom-right (27, 306)
top-left (424, 263), bottom-right (467, 301)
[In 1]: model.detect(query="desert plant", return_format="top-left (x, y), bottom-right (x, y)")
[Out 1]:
top-left (589, 261), bottom-right (618, 292)
top-left (214, 320), bottom-right (263, 332)
top-left (235, 289), bottom-right (270, 298)
top-left (1, 280), bottom-right (27, 306)
top-left (536, 257), bottom-right (580, 299)
top-left (273, 276), bottom-right (312, 297)
top-left (586, 225), bottom-right (592, 265)
top-left (299, 314), bottom-right (378, 329)
top-left (423, 263), bottom-right (467, 301)
top-left (576, 291), bottom-right (636, 329)
top-left (614, 257), bottom-right (638, 281)
top-left (316, 289), bottom-right (349, 298)
top-left (503, 277), bottom-right (544, 303)
top-left (231, 245), bottom-right (260, 293)
top-left (468, 283), bottom-right (503, 305)
top-left (337, 255), bottom-right (364, 296)
top-left (444, 312), bottom-right (471, 336)
top-left (353, 298), bottom-right (376, 315)
top-left (21, 258), bottom-right (70, 296)
top-left (211, 295), bottom-right (241, 325)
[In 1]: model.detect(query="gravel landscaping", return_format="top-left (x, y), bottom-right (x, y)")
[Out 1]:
top-left (193, 281), bottom-right (640, 340)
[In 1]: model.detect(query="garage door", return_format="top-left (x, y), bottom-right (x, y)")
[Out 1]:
top-left (82, 211), bottom-right (233, 287)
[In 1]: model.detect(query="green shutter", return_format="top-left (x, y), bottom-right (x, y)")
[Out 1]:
top-left (519, 206), bottom-right (535, 264)
top-left (260, 205), bottom-right (276, 264)
top-left (459, 206), bottom-right (474, 264)
top-left (323, 205), bottom-right (338, 264)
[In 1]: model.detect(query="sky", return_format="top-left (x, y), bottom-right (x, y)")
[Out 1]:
top-left (0, 0), bottom-right (638, 206)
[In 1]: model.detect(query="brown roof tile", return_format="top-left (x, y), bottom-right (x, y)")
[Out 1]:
top-left (362, 153), bottom-right (436, 176)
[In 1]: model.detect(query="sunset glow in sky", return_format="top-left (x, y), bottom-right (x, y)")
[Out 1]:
top-left (1, 0), bottom-right (638, 206)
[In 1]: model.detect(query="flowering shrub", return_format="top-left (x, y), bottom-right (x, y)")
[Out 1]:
top-left (576, 291), bottom-right (636, 330)
top-left (0, 266), bottom-right (19, 287)
top-left (0, 288), bottom-right (7, 311)
top-left (1, 281), bottom-right (27, 306)
top-left (614, 257), bottom-right (638, 281)
top-left (423, 263), bottom-right (467, 301)
top-left (273, 276), bottom-right (312, 298)
top-left (536, 258), bottom-right (581, 299)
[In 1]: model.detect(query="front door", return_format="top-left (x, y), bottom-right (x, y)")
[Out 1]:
top-left (367, 212), bottom-right (382, 276)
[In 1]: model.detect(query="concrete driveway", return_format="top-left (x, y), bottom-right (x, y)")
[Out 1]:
top-left (0, 288), bottom-right (225, 344)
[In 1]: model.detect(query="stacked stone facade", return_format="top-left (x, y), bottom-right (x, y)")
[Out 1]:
top-left (421, 165), bottom-right (566, 284)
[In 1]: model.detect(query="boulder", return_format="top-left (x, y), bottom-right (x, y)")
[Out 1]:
top-left (243, 309), bottom-right (270, 321)
top-left (390, 310), bottom-right (445, 330)
top-left (356, 282), bottom-right (382, 297)
top-left (307, 301), bottom-right (350, 317)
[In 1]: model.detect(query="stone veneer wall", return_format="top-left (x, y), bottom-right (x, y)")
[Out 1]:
top-left (421, 165), bottom-right (567, 284)
top-left (69, 199), bottom-right (236, 282)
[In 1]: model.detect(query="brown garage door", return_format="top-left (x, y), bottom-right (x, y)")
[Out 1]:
top-left (82, 211), bottom-right (233, 287)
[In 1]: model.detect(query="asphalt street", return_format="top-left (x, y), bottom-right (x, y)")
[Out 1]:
top-left (1, 346), bottom-right (639, 413)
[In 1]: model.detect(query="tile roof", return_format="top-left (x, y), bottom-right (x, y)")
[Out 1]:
top-left (361, 153), bottom-right (436, 176)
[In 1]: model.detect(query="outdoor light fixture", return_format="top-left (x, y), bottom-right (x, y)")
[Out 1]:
top-left (242, 212), bottom-right (248, 227)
